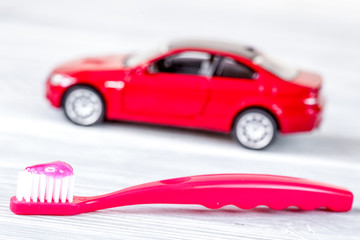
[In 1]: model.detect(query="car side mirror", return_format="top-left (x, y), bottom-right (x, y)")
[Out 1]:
top-left (147, 63), bottom-right (158, 74)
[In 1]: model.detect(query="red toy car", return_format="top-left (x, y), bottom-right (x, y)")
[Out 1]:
top-left (46, 39), bottom-right (324, 149)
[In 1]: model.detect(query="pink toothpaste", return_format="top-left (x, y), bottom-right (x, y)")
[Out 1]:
top-left (25, 161), bottom-right (74, 177)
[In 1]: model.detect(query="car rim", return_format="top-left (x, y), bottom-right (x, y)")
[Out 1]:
top-left (65, 89), bottom-right (102, 125)
top-left (236, 112), bottom-right (274, 149)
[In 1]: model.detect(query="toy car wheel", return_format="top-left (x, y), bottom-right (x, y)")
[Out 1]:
top-left (63, 86), bottom-right (104, 126)
top-left (233, 109), bottom-right (277, 150)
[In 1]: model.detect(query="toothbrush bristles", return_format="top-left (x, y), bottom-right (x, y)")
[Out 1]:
top-left (16, 170), bottom-right (75, 203)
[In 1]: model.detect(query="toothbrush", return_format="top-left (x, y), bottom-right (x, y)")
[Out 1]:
top-left (10, 161), bottom-right (353, 215)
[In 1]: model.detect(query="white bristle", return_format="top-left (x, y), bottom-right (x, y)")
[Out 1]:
top-left (67, 176), bottom-right (75, 202)
top-left (39, 174), bottom-right (46, 202)
top-left (16, 171), bottom-right (29, 201)
top-left (31, 174), bottom-right (40, 202)
top-left (16, 169), bottom-right (75, 203)
top-left (53, 178), bottom-right (62, 203)
top-left (46, 176), bottom-right (54, 202)
top-left (60, 176), bottom-right (69, 203)
top-left (16, 171), bottom-right (24, 200)
top-left (23, 172), bottom-right (33, 202)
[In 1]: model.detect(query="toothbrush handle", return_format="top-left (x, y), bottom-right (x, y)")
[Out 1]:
top-left (78, 174), bottom-right (353, 212)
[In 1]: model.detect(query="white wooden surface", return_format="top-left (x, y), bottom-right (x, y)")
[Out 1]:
top-left (0, 0), bottom-right (360, 239)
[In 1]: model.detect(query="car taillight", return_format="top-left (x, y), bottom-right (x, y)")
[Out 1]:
top-left (303, 90), bottom-right (319, 106)
top-left (304, 97), bottom-right (318, 105)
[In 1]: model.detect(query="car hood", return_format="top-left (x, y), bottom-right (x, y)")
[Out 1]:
top-left (53, 55), bottom-right (128, 74)
top-left (292, 70), bottom-right (322, 89)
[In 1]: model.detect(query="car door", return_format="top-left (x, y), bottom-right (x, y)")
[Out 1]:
top-left (123, 51), bottom-right (212, 118)
top-left (208, 56), bottom-right (261, 119)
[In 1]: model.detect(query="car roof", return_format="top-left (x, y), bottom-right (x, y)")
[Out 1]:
top-left (168, 39), bottom-right (258, 60)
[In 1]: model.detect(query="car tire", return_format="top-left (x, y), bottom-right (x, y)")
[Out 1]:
top-left (63, 86), bottom-right (104, 126)
top-left (233, 109), bottom-right (277, 150)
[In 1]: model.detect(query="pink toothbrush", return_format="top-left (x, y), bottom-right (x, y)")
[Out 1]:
top-left (10, 161), bottom-right (353, 215)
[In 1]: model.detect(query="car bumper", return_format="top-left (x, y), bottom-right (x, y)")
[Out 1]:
top-left (45, 81), bottom-right (66, 108)
top-left (280, 97), bottom-right (325, 134)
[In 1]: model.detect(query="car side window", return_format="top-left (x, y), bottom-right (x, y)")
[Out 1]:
top-left (152, 51), bottom-right (213, 76)
top-left (215, 57), bottom-right (256, 79)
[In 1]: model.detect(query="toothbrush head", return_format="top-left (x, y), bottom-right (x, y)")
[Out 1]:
top-left (15, 161), bottom-right (75, 203)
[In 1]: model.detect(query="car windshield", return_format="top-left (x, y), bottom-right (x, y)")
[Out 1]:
top-left (253, 54), bottom-right (298, 81)
top-left (125, 45), bottom-right (168, 67)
